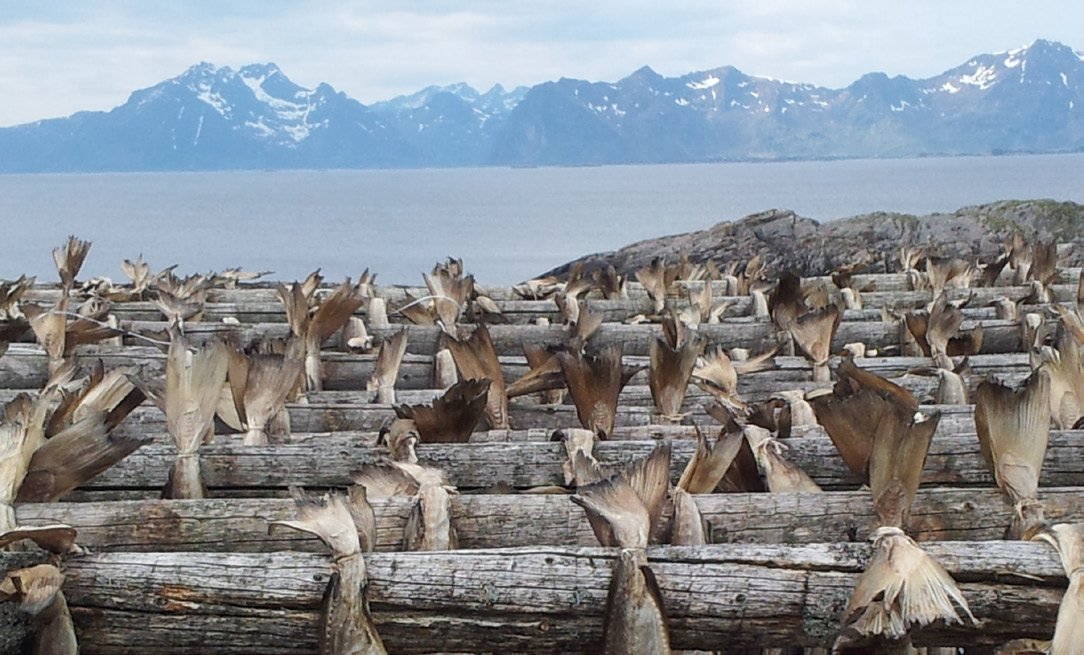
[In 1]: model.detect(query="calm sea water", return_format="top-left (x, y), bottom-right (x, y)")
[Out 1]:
top-left (2, 153), bottom-right (1083, 286)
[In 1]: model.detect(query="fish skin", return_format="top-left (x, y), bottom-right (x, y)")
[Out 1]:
top-left (1028, 523), bottom-right (1084, 655)
top-left (602, 548), bottom-right (671, 655)
top-left (669, 487), bottom-right (707, 546)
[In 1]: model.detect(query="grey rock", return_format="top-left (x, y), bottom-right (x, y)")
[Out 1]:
top-left (543, 200), bottom-right (1084, 279)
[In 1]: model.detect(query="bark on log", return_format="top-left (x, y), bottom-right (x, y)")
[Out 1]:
top-left (99, 318), bottom-right (1022, 357)
top-left (0, 550), bottom-right (53, 653)
top-left (87, 387), bottom-right (998, 436)
top-left (50, 413), bottom-right (975, 450)
top-left (366, 320), bottom-right (1023, 357)
top-left (1, 401), bottom-right (982, 451)
top-left (0, 344), bottom-right (1036, 393)
top-left (17, 489), bottom-right (1082, 553)
top-left (0, 366), bottom-right (994, 435)
top-left (205, 369), bottom-right (1032, 408)
top-left (0, 365), bottom-right (1028, 411)
top-left (25, 297), bottom-right (1058, 327)
top-left (71, 430), bottom-right (1084, 492)
top-left (60, 543), bottom-right (1066, 653)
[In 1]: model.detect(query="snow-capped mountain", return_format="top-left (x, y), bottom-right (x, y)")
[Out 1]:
top-left (371, 82), bottom-right (527, 115)
top-left (0, 39), bottom-right (1081, 171)
top-left (369, 83), bottom-right (528, 166)
top-left (493, 39), bottom-right (1084, 164)
top-left (0, 61), bottom-right (417, 171)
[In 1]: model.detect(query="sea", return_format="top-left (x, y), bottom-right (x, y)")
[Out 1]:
top-left (1, 152), bottom-right (1083, 287)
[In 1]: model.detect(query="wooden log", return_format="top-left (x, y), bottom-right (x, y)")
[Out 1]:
top-left (97, 318), bottom-right (1024, 357)
top-left (149, 405), bottom-right (986, 445)
top-left (9, 402), bottom-right (985, 452)
top-left (0, 361), bottom-right (1023, 408)
top-left (43, 392), bottom-right (992, 438)
top-left (62, 542), bottom-right (1066, 653)
top-left (19, 488), bottom-right (1083, 553)
top-left (213, 369), bottom-right (1033, 408)
top-left (0, 343), bottom-right (1036, 392)
top-left (98, 373), bottom-right (1015, 434)
top-left (0, 343), bottom-right (1016, 433)
top-left (356, 320), bottom-right (1023, 358)
top-left (0, 337), bottom-right (1011, 433)
top-left (0, 379), bottom-right (890, 411)
top-left (73, 430), bottom-right (1084, 492)
top-left (30, 296), bottom-right (1064, 326)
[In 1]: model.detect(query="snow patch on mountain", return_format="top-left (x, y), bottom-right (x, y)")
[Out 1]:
top-left (687, 75), bottom-right (720, 90)
top-left (195, 84), bottom-right (231, 117)
top-left (960, 64), bottom-right (998, 89)
top-left (237, 66), bottom-right (321, 143)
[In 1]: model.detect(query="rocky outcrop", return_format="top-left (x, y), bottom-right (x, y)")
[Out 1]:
top-left (544, 200), bottom-right (1084, 279)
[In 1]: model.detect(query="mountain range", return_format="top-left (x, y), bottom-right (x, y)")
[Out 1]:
top-left (1, 39), bottom-right (1082, 172)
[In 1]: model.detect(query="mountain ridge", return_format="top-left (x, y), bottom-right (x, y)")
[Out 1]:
top-left (1, 39), bottom-right (1082, 172)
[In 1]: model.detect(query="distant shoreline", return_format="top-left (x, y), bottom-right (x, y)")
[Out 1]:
top-left (3, 148), bottom-right (1084, 177)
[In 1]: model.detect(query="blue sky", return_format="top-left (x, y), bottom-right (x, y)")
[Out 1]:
top-left (0, 1), bottom-right (1080, 126)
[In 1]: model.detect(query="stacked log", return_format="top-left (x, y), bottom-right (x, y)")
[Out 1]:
top-left (1, 257), bottom-right (1081, 653)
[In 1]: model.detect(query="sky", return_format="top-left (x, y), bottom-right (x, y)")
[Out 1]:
top-left (0, 1), bottom-right (1081, 127)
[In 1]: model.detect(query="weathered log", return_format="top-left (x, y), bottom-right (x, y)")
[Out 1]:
top-left (22, 297), bottom-right (1062, 327)
top-left (9, 402), bottom-right (983, 447)
top-left (71, 430), bottom-right (1084, 492)
top-left (5, 389), bottom-right (982, 438)
top-left (61, 543), bottom-right (1065, 653)
top-left (0, 343), bottom-right (1037, 392)
top-left (205, 405), bottom-right (986, 444)
top-left (100, 319), bottom-right (1023, 358)
top-left (94, 385), bottom-right (1007, 435)
top-left (18, 488), bottom-right (1082, 553)
top-left (220, 367), bottom-right (1034, 408)
top-left (344, 350), bottom-right (1029, 391)
top-left (372, 319), bottom-right (1024, 357)
top-left (0, 351), bottom-right (1010, 434)
top-left (0, 369), bottom-right (1022, 414)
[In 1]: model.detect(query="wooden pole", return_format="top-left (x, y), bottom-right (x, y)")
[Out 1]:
top-left (0, 345), bottom-right (1036, 393)
top-left (61, 543), bottom-right (1065, 653)
top-left (70, 431), bottom-right (1084, 492)
top-left (17, 488), bottom-right (1081, 553)
top-left (90, 319), bottom-right (1022, 358)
